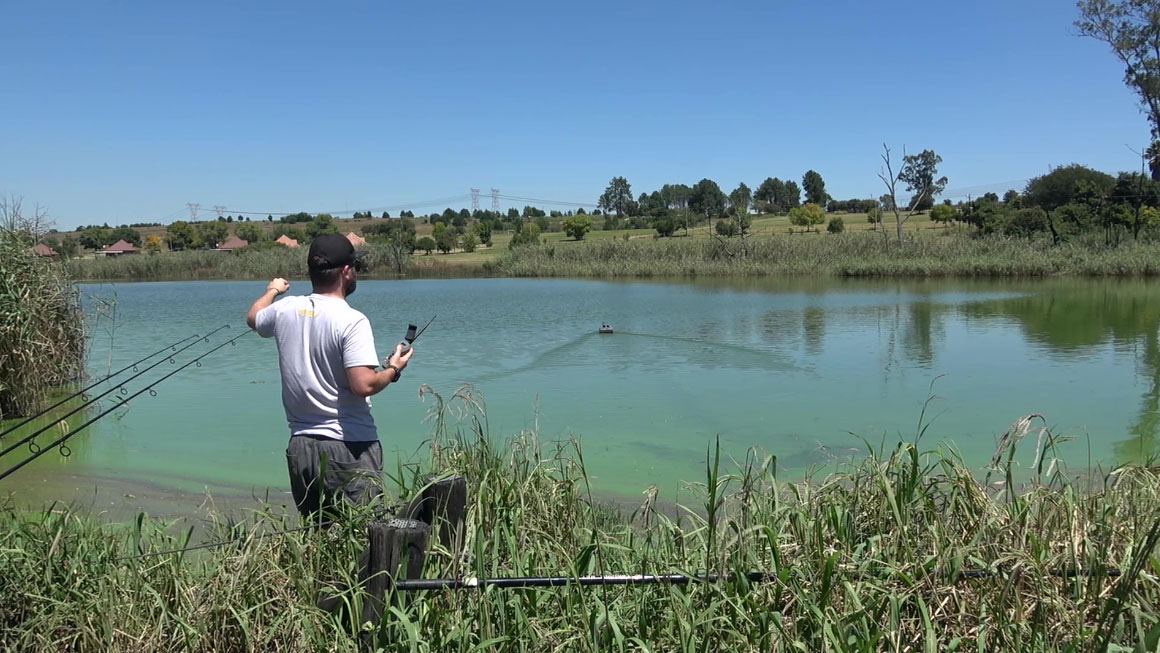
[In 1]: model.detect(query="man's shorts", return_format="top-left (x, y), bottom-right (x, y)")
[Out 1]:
top-left (285, 434), bottom-right (383, 518)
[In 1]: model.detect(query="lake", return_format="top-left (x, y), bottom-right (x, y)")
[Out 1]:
top-left (4, 277), bottom-right (1159, 516)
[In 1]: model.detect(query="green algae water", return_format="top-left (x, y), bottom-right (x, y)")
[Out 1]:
top-left (4, 277), bottom-right (1160, 515)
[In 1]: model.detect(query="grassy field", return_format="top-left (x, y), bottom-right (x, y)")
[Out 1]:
top-left (81, 209), bottom-right (1160, 283)
top-left (4, 389), bottom-right (1160, 651)
top-left (56, 211), bottom-right (936, 263)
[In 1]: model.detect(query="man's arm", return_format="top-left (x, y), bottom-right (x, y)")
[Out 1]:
top-left (246, 278), bottom-right (289, 330)
top-left (347, 343), bottom-right (415, 397)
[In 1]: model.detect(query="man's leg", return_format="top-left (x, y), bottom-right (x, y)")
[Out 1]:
top-left (325, 440), bottom-right (383, 510)
top-left (286, 435), bottom-right (323, 518)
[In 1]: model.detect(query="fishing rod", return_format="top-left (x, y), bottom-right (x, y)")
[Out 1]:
top-left (0, 329), bottom-right (253, 482)
top-left (0, 331), bottom-right (209, 441)
top-left (0, 325), bottom-right (230, 461)
top-left (392, 567), bottom-right (1124, 592)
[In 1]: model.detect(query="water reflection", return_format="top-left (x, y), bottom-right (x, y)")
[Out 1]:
top-left (956, 280), bottom-right (1160, 463)
top-left (675, 276), bottom-right (1160, 466)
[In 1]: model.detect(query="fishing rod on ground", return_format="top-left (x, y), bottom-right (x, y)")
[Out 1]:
top-left (391, 567), bottom-right (1125, 592)
top-left (0, 325), bottom-right (231, 461)
top-left (0, 330), bottom-right (212, 441)
top-left (0, 329), bottom-right (254, 482)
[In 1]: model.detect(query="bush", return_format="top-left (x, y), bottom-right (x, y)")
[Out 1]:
top-left (827, 217), bottom-right (845, 234)
top-left (415, 236), bottom-right (436, 254)
top-left (929, 204), bottom-right (957, 225)
top-left (461, 230), bottom-right (478, 253)
top-left (509, 223), bottom-right (541, 247)
top-left (562, 215), bottom-right (591, 241)
top-left (715, 220), bottom-right (738, 237)
top-left (789, 203), bottom-right (826, 232)
top-left (653, 216), bottom-right (677, 237)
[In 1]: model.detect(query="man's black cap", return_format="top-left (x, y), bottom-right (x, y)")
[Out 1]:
top-left (308, 233), bottom-right (366, 271)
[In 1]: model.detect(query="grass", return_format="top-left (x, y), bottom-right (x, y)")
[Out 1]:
top-left (64, 212), bottom-right (1160, 282)
top-left (490, 230), bottom-right (1160, 278)
top-left (4, 387), bottom-right (1160, 650)
top-left (0, 203), bottom-right (86, 420)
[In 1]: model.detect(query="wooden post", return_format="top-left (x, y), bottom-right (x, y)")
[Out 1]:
top-left (404, 474), bottom-right (467, 552)
top-left (360, 518), bottom-right (428, 628)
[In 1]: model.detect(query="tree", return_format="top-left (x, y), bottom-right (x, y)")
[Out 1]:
top-left (1023, 164), bottom-right (1118, 242)
top-left (689, 178), bottom-right (726, 225)
top-left (878, 144), bottom-right (947, 242)
top-left (461, 229), bottom-right (478, 253)
top-left (271, 225), bottom-right (307, 243)
top-left (754, 177), bottom-right (784, 214)
top-left (477, 219), bottom-right (493, 246)
top-left (509, 222), bottom-right (541, 247)
top-left (415, 236), bottom-right (436, 255)
top-left (143, 234), bottom-right (164, 253)
top-left (715, 220), bottom-right (738, 237)
top-left (562, 214), bottom-right (592, 240)
top-left (899, 150), bottom-right (949, 212)
top-left (788, 203), bottom-right (826, 232)
top-left (78, 226), bottom-right (112, 250)
top-left (1111, 170), bottom-right (1160, 238)
top-left (653, 215), bottom-right (677, 237)
top-left (109, 226), bottom-right (142, 246)
top-left (1024, 164), bottom-right (1116, 211)
top-left (826, 216), bottom-right (845, 233)
top-left (929, 203), bottom-right (958, 225)
top-left (729, 182), bottom-right (752, 237)
top-left (802, 170), bottom-right (829, 206)
top-left (364, 218), bottom-right (416, 273)
top-left (1076, 0), bottom-right (1160, 177)
top-left (166, 221), bottom-right (198, 250)
top-left (659, 183), bottom-right (693, 234)
top-left (432, 222), bottom-right (456, 253)
top-left (867, 207), bottom-right (884, 229)
top-left (306, 214), bottom-right (338, 238)
top-left (235, 222), bottom-right (263, 244)
top-left (197, 221), bottom-right (229, 249)
top-left (57, 235), bottom-right (78, 259)
top-left (783, 181), bottom-right (802, 210)
top-left (598, 176), bottom-right (633, 220)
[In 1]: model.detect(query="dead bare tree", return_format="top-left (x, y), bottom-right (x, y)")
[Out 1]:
top-left (877, 144), bottom-right (947, 243)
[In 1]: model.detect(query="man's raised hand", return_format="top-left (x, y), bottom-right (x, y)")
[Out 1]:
top-left (268, 278), bottom-right (289, 295)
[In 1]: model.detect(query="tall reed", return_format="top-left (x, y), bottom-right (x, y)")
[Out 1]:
top-left (490, 232), bottom-right (1160, 278)
top-left (0, 201), bottom-right (85, 420)
top-left (66, 241), bottom-right (413, 282)
top-left (3, 388), bottom-right (1160, 650)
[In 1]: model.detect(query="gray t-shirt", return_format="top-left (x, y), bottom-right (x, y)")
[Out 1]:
top-left (255, 294), bottom-right (380, 441)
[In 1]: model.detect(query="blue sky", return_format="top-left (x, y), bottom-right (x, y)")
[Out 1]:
top-left (0, 1), bottom-right (1146, 230)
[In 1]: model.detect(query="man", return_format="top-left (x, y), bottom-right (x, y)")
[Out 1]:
top-left (246, 233), bottom-right (414, 519)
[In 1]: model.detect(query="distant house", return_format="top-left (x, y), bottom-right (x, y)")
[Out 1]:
top-left (275, 234), bottom-right (299, 248)
top-left (216, 235), bottom-right (248, 251)
top-left (100, 239), bottom-right (139, 256)
top-left (346, 231), bottom-right (367, 246)
top-left (33, 243), bottom-right (57, 257)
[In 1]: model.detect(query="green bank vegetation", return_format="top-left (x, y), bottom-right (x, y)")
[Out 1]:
top-left (0, 198), bottom-right (85, 420)
top-left (4, 389), bottom-right (1160, 650)
top-left (57, 156), bottom-right (1160, 282)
